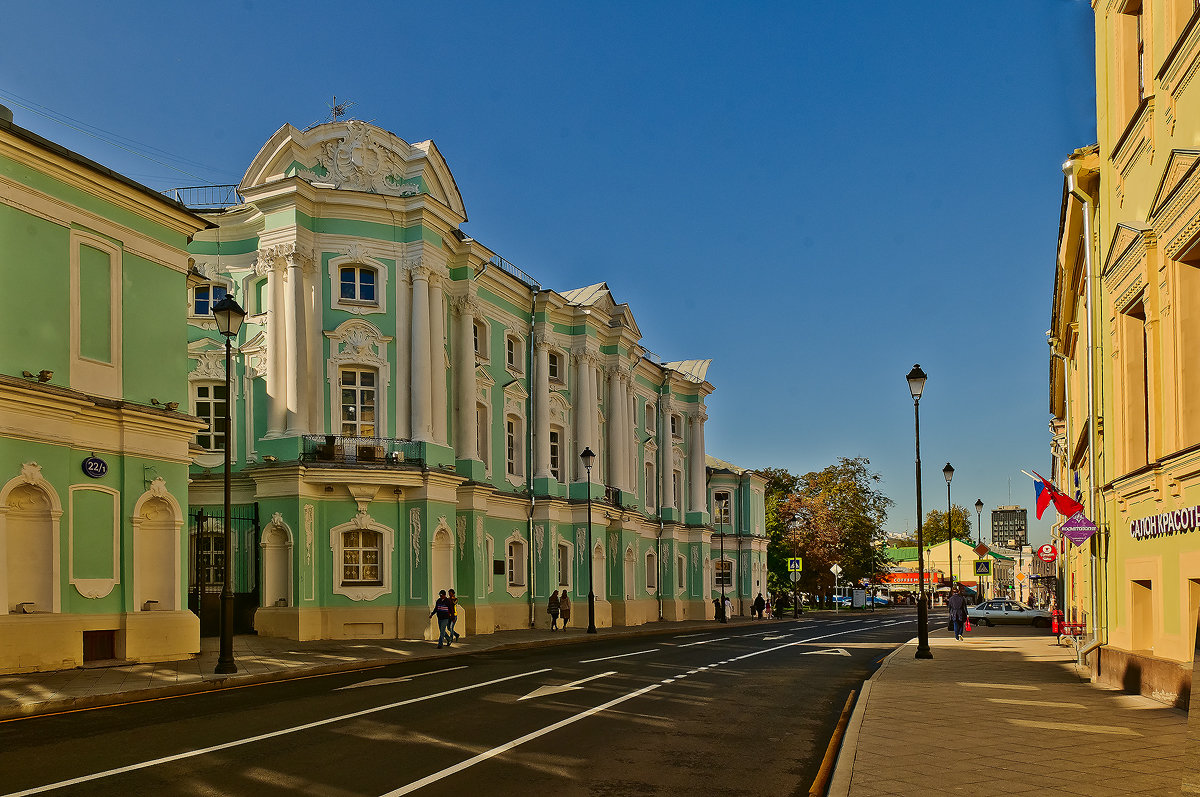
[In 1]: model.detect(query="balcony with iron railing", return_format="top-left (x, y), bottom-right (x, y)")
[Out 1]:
top-left (162, 185), bottom-right (245, 212)
top-left (300, 435), bottom-right (425, 467)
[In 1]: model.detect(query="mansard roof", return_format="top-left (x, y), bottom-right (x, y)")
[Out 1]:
top-left (239, 120), bottom-right (466, 220)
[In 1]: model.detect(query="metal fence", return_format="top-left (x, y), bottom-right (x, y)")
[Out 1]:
top-left (300, 434), bottom-right (425, 467)
top-left (162, 184), bottom-right (245, 211)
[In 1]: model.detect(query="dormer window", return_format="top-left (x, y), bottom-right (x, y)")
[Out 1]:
top-left (340, 265), bottom-right (377, 303)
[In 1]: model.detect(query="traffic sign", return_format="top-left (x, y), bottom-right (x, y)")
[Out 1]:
top-left (1036, 543), bottom-right (1058, 563)
top-left (787, 557), bottom-right (803, 573)
top-left (974, 559), bottom-right (991, 576)
top-left (789, 571), bottom-right (801, 583)
top-left (1016, 572), bottom-right (1027, 583)
top-left (974, 542), bottom-right (989, 557)
top-left (830, 563), bottom-right (843, 576)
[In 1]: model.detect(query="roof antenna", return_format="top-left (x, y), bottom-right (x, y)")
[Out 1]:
top-left (329, 96), bottom-right (356, 121)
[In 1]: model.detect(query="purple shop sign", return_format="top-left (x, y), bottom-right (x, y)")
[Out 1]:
top-left (1061, 512), bottom-right (1097, 546)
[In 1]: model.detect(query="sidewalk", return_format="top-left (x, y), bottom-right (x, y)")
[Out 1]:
top-left (0, 615), bottom-right (769, 720)
top-left (829, 625), bottom-right (1189, 797)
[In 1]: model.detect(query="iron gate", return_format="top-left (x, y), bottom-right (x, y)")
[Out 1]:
top-left (188, 504), bottom-right (260, 636)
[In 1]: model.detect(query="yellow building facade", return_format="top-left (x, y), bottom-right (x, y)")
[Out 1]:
top-left (1051, 1), bottom-right (1200, 706)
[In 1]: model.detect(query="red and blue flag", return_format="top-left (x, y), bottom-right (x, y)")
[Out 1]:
top-left (1032, 472), bottom-right (1084, 520)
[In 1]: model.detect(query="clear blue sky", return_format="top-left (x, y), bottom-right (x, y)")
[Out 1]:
top-left (1, 1), bottom-right (1097, 544)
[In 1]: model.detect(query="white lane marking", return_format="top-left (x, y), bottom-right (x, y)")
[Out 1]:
top-left (579, 648), bottom-right (658, 664)
top-left (673, 632), bottom-right (710, 639)
top-left (378, 682), bottom-right (663, 796)
top-left (335, 666), bottom-right (468, 691)
top-left (0, 669), bottom-right (552, 797)
top-left (762, 634), bottom-right (792, 641)
top-left (800, 648), bottom-right (851, 657)
top-left (678, 636), bottom-right (731, 647)
top-left (518, 671), bottom-right (616, 701)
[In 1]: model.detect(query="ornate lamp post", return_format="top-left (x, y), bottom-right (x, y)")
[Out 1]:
top-left (212, 294), bottom-right (246, 675)
top-left (717, 494), bottom-right (729, 623)
top-left (580, 447), bottom-right (597, 634)
top-left (943, 462), bottom-right (955, 592)
top-left (906, 364), bottom-right (933, 659)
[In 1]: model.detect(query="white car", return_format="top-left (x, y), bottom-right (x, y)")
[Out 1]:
top-left (967, 599), bottom-right (1051, 628)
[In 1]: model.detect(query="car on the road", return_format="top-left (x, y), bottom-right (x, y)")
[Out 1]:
top-left (967, 599), bottom-right (1052, 627)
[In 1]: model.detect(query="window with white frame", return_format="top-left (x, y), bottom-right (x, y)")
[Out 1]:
top-left (671, 413), bottom-right (682, 438)
top-left (477, 403), bottom-right (490, 467)
top-left (676, 554), bottom-right (686, 591)
top-left (341, 529), bottom-right (383, 585)
top-left (193, 383), bottom-right (227, 451)
top-left (506, 335), bottom-right (522, 372)
top-left (340, 367), bottom-right (377, 437)
top-left (558, 542), bottom-right (571, 588)
top-left (506, 415), bottom-right (524, 477)
top-left (646, 550), bottom-right (658, 591)
top-left (485, 535), bottom-right (495, 593)
top-left (192, 283), bottom-right (227, 317)
top-left (549, 427), bottom-right (563, 481)
top-left (507, 538), bottom-right (526, 586)
top-left (713, 491), bottom-right (732, 525)
top-left (645, 403), bottom-right (656, 432)
top-left (715, 559), bottom-right (733, 588)
top-left (673, 470), bottom-right (682, 508)
top-left (339, 265), bottom-right (377, 304)
top-left (645, 461), bottom-right (656, 513)
top-left (548, 351), bottom-right (562, 382)
top-left (473, 319), bottom-right (488, 360)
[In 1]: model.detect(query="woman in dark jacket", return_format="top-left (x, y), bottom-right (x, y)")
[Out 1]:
top-left (947, 586), bottom-right (969, 640)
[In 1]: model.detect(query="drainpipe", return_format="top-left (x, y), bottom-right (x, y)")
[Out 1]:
top-left (528, 493), bottom-right (537, 628)
top-left (527, 288), bottom-right (539, 628)
top-left (1064, 158), bottom-right (1105, 662)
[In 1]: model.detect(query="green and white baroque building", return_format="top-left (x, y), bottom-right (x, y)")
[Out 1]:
top-left (0, 110), bottom-right (767, 673)
top-left (185, 120), bottom-right (767, 641)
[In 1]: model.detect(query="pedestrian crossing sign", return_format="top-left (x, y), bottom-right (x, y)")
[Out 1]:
top-left (974, 559), bottom-right (991, 576)
top-left (788, 557), bottom-right (803, 573)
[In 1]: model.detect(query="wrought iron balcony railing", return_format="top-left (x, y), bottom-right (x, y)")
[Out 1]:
top-left (300, 435), bottom-right (424, 467)
top-left (162, 184), bottom-right (245, 211)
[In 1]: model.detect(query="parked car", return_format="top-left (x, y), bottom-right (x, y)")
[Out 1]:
top-left (967, 599), bottom-right (1052, 628)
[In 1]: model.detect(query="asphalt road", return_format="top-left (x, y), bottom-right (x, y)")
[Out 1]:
top-left (0, 611), bottom-right (917, 797)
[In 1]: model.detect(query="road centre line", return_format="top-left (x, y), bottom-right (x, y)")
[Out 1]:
top-left (579, 648), bottom-right (659, 663)
top-left (0, 668), bottom-right (551, 797)
top-left (673, 632), bottom-right (710, 639)
top-left (378, 682), bottom-right (663, 796)
top-left (678, 636), bottom-right (731, 647)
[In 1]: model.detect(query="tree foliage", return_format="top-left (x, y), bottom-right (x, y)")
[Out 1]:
top-left (764, 457), bottom-right (893, 596)
top-left (919, 504), bottom-right (975, 547)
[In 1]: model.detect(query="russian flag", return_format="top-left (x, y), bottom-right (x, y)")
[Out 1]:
top-left (1032, 472), bottom-right (1084, 520)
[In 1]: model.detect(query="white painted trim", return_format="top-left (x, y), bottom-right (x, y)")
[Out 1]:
top-left (130, 478), bottom-right (184, 612)
top-left (69, 229), bottom-right (122, 398)
top-left (260, 514), bottom-right (294, 608)
top-left (330, 512), bottom-right (394, 602)
top-left (68, 484), bottom-right (121, 599)
top-left (0, 463), bottom-right (64, 614)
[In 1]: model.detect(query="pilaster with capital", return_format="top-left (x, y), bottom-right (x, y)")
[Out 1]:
top-left (255, 246), bottom-right (290, 438)
top-left (452, 295), bottom-right (479, 462)
top-left (572, 347), bottom-right (591, 482)
top-left (606, 365), bottom-right (624, 491)
top-left (688, 408), bottom-right (708, 516)
top-left (408, 259), bottom-right (434, 442)
top-left (283, 246), bottom-right (314, 435)
top-left (660, 397), bottom-right (676, 510)
top-left (429, 271), bottom-right (448, 445)
top-left (533, 331), bottom-right (553, 480)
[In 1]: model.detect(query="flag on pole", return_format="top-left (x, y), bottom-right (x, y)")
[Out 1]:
top-left (1030, 471), bottom-right (1084, 520)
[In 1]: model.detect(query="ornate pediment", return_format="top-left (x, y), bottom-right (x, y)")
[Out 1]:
top-left (1150, 150), bottom-right (1200, 217)
top-left (327, 319), bottom-right (392, 368)
top-left (188, 340), bottom-right (227, 382)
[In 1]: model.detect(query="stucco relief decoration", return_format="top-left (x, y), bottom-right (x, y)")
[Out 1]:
top-left (147, 477), bottom-right (169, 500)
top-left (351, 510), bottom-right (375, 530)
top-left (608, 533), bottom-right (618, 558)
top-left (457, 516), bottom-right (467, 557)
top-left (297, 122), bottom-right (422, 197)
top-left (409, 508), bottom-right (422, 568)
top-left (304, 505), bottom-right (314, 566)
top-left (190, 349), bottom-right (226, 382)
top-left (19, 461), bottom-right (44, 485)
top-left (691, 547), bottom-right (699, 567)
top-left (534, 524), bottom-right (545, 561)
top-left (577, 528), bottom-right (586, 562)
top-left (254, 243), bottom-right (299, 276)
top-left (475, 517), bottom-right (483, 551)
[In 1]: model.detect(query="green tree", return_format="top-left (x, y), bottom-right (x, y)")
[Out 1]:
top-left (919, 504), bottom-right (974, 547)
top-left (764, 458), bottom-right (893, 596)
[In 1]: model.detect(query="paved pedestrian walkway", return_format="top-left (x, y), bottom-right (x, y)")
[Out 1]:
top-left (0, 615), bottom-right (769, 720)
top-left (829, 625), bottom-right (1189, 797)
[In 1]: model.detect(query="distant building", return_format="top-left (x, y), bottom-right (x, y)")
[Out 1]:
top-left (990, 506), bottom-right (1028, 549)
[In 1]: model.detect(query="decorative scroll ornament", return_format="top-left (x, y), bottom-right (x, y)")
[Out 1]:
top-left (351, 510), bottom-right (374, 530)
top-left (457, 516), bottom-right (467, 557)
top-left (577, 528), bottom-right (586, 562)
top-left (304, 505), bottom-right (315, 567)
top-left (296, 121), bottom-right (423, 197)
top-left (409, 508), bottom-right (422, 567)
top-left (271, 511), bottom-right (286, 529)
top-left (534, 524), bottom-right (545, 561)
top-left (608, 532), bottom-right (619, 558)
top-left (19, 462), bottom-right (43, 485)
top-left (190, 349), bottom-right (226, 381)
top-left (691, 547), bottom-right (699, 567)
top-left (148, 477), bottom-right (169, 500)
top-left (475, 517), bottom-right (484, 551)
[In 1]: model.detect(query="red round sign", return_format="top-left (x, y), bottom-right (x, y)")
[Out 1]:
top-left (1036, 543), bottom-right (1058, 563)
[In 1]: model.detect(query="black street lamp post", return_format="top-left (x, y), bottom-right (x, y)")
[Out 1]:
top-left (580, 447), bottom-right (597, 634)
top-left (907, 364), bottom-right (933, 659)
top-left (212, 294), bottom-right (246, 675)
top-left (943, 462), bottom-right (954, 592)
top-left (718, 495), bottom-right (729, 623)
top-left (975, 498), bottom-right (984, 601)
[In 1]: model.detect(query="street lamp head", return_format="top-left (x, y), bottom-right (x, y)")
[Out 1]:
top-left (906, 363), bottom-right (927, 400)
top-left (579, 446), bottom-right (596, 472)
top-left (942, 462), bottom-right (954, 484)
top-left (975, 498), bottom-right (984, 513)
top-left (212, 295), bottom-right (247, 339)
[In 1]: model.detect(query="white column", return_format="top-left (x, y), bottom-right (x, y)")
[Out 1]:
top-left (395, 265), bottom-right (412, 439)
top-left (661, 400), bottom-right (675, 511)
top-left (689, 410), bottom-right (707, 517)
top-left (587, 358), bottom-right (601, 479)
top-left (410, 263), bottom-right (433, 442)
top-left (625, 377), bottom-right (637, 494)
top-left (606, 367), bottom-right (622, 490)
top-left (305, 258), bottom-right (323, 433)
top-left (284, 249), bottom-right (309, 435)
top-left (533, 332), bottom-right (552, 480)
top-left (262, 250), bottom-right (287, 438)
top-left (430, 274), bottom-right (448, 445)
top-left (453, 296), bottom-right (478, 462)
top-left (573, 349), bottom-right (589, 482)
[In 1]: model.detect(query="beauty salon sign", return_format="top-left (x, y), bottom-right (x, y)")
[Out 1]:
top-left (1130, 505), bottom-right (1200, 541)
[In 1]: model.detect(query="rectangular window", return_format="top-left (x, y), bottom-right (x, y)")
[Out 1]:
top-left (341, 368), bottom-right (377, 437)
top-left (549, 352), bottom-right (561, 381)
top-left (549, 429), bottom-right (562, 481)
top-left (507, 337), bottom-right (517, 368)
top-left (342, 530), bottom-right (382, 585)
top-left (673, 470), bottom-right (682, 507)
top-left (473, 323), bottom-right (480, 355)
top-left (340, 266), bottom-right (377, 303)
top-left (79, 244), bottom-right (112, 362)
top-left (645, 462), bottom-right (656, 512)
top-left (715, 560), bottom-right (733, 588)
top-left (194, 384), bottom-right (228, 450)
top-left (198, 533), bottom-right (223, 588)
top-left (670, 414), bottom-right (679, 437)
top-left (713, 492), bottom-right (732, 525)
top-left (507, 541), bottom-right (525, 586)
top-left (646, 404), bottom-right (656, 432)
top-left (507, 419), bottom-right (517, 475)
top-left (558, 542), bottom-right (570, 588)
top-left (677, 555), bottom-right (686, 587)
top-left (193, 283), bottom-right (227, 317)
top-left (646, 554), bottom-right (658, 591)
top-left (477, 404), bottom-right (489, 466)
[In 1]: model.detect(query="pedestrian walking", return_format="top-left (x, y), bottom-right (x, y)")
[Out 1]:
top-left (723, 595), bottom-right (733, 620)
top-left (448, 588), bottom-right (460, 640)
top-left (753, 593), bottom-right (765, 619)
top-left (430, 590), bottom-right (453, 648)
top-left (713, 597), bottom-right (723, 621)
top-left (548, 589), bottom-right (561, 630)
top-left (947, 585), bottom-right (969, 641)
top-left (559, 591), bottom-right (571, 628)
